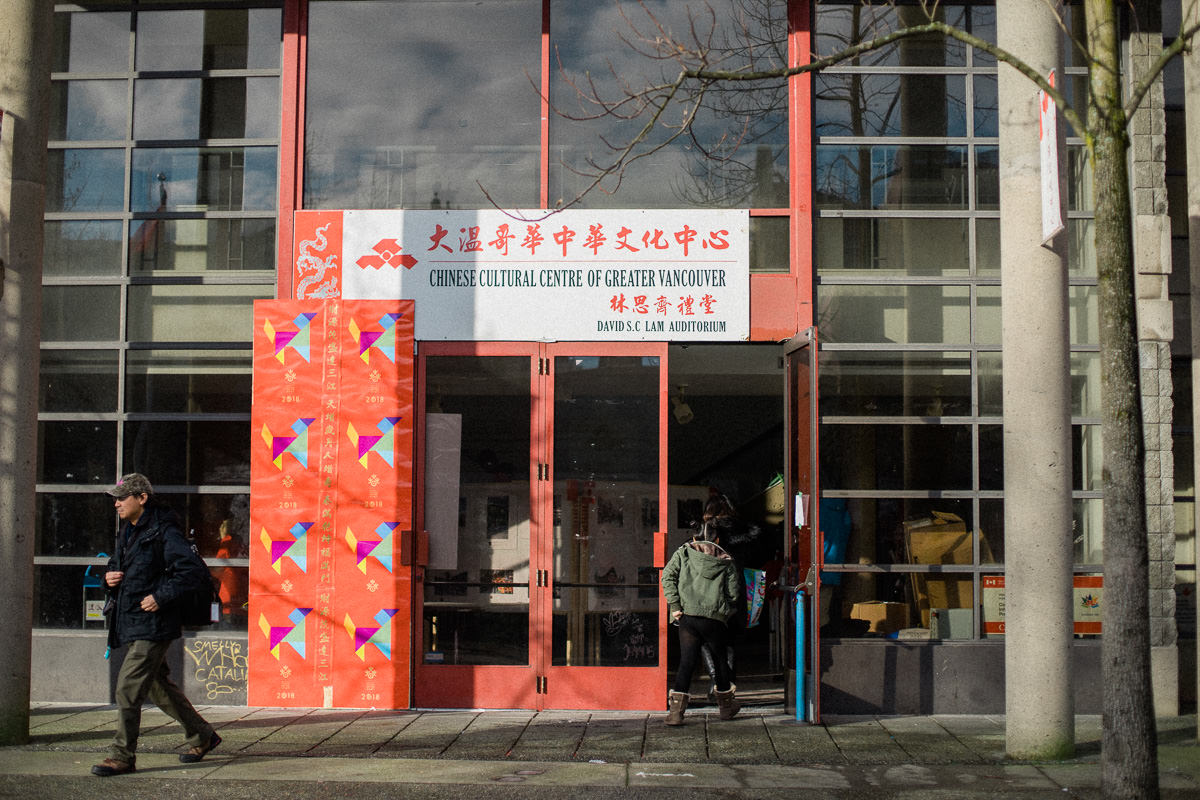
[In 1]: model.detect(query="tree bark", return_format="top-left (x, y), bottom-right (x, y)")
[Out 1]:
top-left (1085, 1), bottom-right (1159, 797)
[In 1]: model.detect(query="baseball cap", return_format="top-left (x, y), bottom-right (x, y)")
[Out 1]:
top-left (106, 473), bottom-right (154, 498)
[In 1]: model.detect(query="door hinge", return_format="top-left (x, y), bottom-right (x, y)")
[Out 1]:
top-left (535, 569), bottom-right (549, 587)
top-left (536, 675), bottom-right (547, 694)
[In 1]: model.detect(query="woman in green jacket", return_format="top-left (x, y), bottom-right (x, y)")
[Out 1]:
top-left (660, 521), bottom-right (741, 725)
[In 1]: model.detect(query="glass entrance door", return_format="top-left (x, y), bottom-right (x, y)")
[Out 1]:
top-left (413, 343), bottom-right (667, 710)
top-left (543, 344), bottom-right (667, 709)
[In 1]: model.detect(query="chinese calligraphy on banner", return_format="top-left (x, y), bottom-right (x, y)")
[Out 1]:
top-left (249, 299), bottom-right (415, 708)
top-left (293, 209), bottom-right (750, 341)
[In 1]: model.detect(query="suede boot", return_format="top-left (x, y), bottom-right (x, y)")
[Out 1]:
top-left (666, 690), bottom-right (689, 726)
top-left (714, 685), bottom-right (740, 721)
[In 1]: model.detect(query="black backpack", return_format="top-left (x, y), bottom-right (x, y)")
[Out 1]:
top-left (157, 530), bottom-right (220, 626)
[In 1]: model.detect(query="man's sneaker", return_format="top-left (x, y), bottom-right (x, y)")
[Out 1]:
top-left (91, 758), bottom-right (135, 777)
top-left (180, 731), bottom-right (222, 763)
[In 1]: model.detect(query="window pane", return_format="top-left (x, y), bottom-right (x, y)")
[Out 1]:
top-left (819, 424), bottom-right (973, 490)
top-left (973, 74), bottom-right (998, 137)
top-left (53, 12), bottom-right (130, 73)
top-left (44, 220), bottom-right (124, 277)
top-left (750, 217), bottom-right (789, 273)
top-left (814, 4), bottom-right (970, 67)
top-left (305, 0), bottom-right (539, 209)
top-left (37, 492), bottom-right (116, 558)
top-left (135, 9), bottom-right (280, 71)
top-left (46, 148), bottom-right (126, 212)
top-left (975, 217), bottom-right (999, 275)
top-left (126, 350), bottom-right (252, 413)
top-left (980, 498), bottom-right (1002, 563)
top-left (818, 351), bottom-right (972, 416)
top-left (129, 218), bottom-right (276, 273)
top-left (38, 421), bottom-right (116, 484)
top-left (1067, 146), bottom-right (1093, 211)
top-left (36, 564), bottom-right (109, 629)
top-left (816, 74), bottom-right (966, 137)
top-left (131, 147), bottom-right (277, 212)
top-left (40, 350), bottom-right (119, 413)
top-left (123, 421), bottom-right (251, 485)
top-left (134, 77), bottom-right (280, 140)
top-left (817, 217), bottom-right (970, 275)
top-left (975, 146), bottom-right (998, 209)
top-left (50, 80), bottom-right (128, 141)
top-left (979, 352), bottom-right (1102, 418)
top-left (127, 284), bottom-right (269, 342)
top-left (817, 285), bottom-right (971, 344)
top-left (550, 0), bottom-right (788, 209)
top-left (163, 492), bottom-right (250, 558)
top-left (1074, 498), bottom-right (1103, 563)
top-left (1068, 218), bottom-right (1096, 275)
top-left (1069, 286), bottom-right (1099, 345)
top-left (43, 286), bottom-right (121, 342)
top-left (979, 423), bottom-right (1001, 489)
top-left (1075, 424), bottom-right (1101, 492)
top-left (975, 285), bottom-right (1000, 345)
top-left (816, 145), bottom-right (968, 210)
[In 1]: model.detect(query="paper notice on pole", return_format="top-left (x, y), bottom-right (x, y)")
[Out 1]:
top-left (1039, 70), bottom-right (1065, 245)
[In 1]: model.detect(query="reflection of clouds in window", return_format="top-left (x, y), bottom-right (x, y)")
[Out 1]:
top-left (305, 0), bottom-right (540, 209)
top-left (131, 148), bottom-right (277, 212)
top-left (550, 0), bottom-right (788, 208)
top-left (55, 80), bottom-right (127, 141)
top-left (135, 80), bottom-right (202, 140)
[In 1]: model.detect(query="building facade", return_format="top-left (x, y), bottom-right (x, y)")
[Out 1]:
top-left (32, 0), bottom-right (1194, 715)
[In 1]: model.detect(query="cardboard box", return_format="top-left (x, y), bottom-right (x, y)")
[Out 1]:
top-left (850, 601), bottom-right (909, 635)
top-left (903, 512), bottom-right (991, 627)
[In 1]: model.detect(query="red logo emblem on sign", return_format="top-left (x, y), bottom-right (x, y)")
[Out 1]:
top-left (357, 239), bottom-right (418, 270)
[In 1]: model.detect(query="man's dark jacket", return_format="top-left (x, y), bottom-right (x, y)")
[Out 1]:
top-left (105, 503), bottom-right (207, 649)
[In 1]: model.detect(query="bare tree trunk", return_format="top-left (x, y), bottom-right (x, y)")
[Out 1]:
top-left (1085, 1), bottom-right (1159, 797)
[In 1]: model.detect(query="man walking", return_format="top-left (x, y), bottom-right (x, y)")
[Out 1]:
top-left (91, 473), bottom-right (221, 777)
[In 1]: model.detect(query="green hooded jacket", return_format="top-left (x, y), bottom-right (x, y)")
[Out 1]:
top-left (661, 539), bottom-right (740, 624)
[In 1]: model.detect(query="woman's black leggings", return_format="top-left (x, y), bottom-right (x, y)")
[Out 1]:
top-left (673, 614), bottom-right (731, 694)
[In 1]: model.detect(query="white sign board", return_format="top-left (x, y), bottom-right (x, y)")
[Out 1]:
top-left (292, 209), bottom-right (750, 341)
top-left (1039, 70), bottom-right (1065, 244)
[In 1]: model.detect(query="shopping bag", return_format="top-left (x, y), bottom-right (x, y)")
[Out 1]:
top-left (744, 568), bottom-right (767, 628)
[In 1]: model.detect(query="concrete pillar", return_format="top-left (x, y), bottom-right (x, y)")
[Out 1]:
top-left (1185, 0), bottom-right (1200, 728)
top-left (997, 1), bottom-right (1075, 759)
top-left (0, 0), bottom-right (52, 744)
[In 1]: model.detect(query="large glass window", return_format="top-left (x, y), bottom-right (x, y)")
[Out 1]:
top-left (37, 3), bottom-right (279, 632)
top-left (304, 0), bottom-right (541, 210)
top-left (814, 2), bottom-right (1098, 641)
top-left (550, 0), bottom-right (789, 211)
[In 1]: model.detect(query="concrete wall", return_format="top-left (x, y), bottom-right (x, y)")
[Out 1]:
top-left (819, 641), bottom-right (1103, 715)
top-left (32, 632), bottom-right (248, 706)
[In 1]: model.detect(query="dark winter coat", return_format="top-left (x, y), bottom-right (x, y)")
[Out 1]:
top-left (105, 503), bottom-right (207, 649)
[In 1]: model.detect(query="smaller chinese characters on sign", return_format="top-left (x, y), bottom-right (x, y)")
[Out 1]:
top-left (294, 209), bottom-right (750, 342)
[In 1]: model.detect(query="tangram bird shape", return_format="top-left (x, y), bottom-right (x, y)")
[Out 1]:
top-left (261, 522), bottom-right (310, 574)
top-left (259, 607), bottom-right (312, 660)
top-left (346, 417), bottom-right (400, 468)
top-left (344, 608), bottom-right (397, 661)
top-left (345, 522), bottom-right (396, 573)
top-left (261, 417), bottom-right (314, 469)
top-left (349, 312), bottom-right (402, 364)
top-left (264, 312), bottom-right (317, 364)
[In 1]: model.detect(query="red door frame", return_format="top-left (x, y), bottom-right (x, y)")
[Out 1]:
top-left (541, 342), bottom-right (669, 711)
top-left (413, 341), bottom-right (668, 710)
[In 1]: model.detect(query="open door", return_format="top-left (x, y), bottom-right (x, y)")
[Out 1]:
top-left (784, 328), bottom-right (819, 722)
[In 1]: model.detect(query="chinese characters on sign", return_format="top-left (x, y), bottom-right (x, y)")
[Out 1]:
top-left (293, 209), bottom-right (750, 341)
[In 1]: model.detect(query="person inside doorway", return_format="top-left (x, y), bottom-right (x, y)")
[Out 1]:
top-left (91, 473), bottom-right (221, 777)
top-left (661, 518), bottom-right (742, 725)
